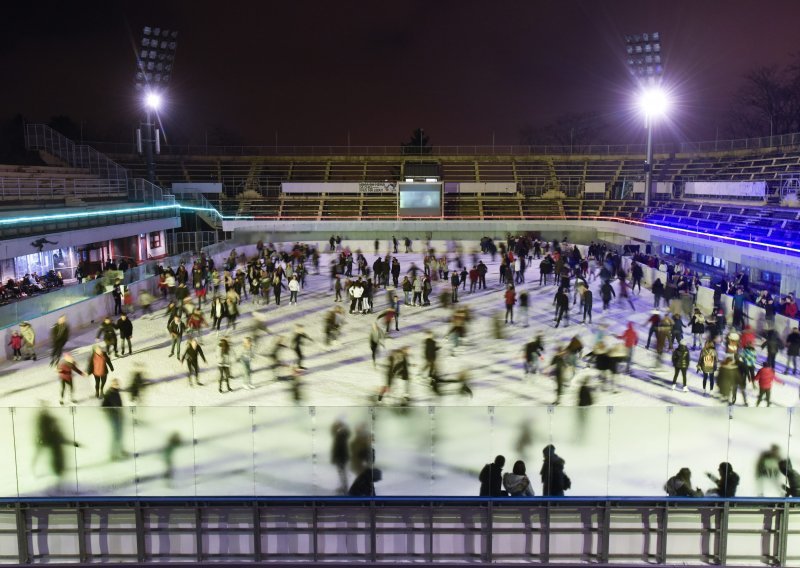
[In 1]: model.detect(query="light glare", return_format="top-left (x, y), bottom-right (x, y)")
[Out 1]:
top-left (144, 92), bottom-right (162, 110)
top-left (639, 87), bottom-right (668, 118)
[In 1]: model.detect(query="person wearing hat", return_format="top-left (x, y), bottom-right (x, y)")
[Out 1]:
top-left (671, 339), bottom-right (691, 392)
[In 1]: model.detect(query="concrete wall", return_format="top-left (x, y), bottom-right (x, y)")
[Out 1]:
top-left (1, 276), bottom-right (158, 363)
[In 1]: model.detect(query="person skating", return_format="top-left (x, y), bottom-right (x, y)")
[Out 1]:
top-left (523, 335), bottom-right (544, 377)
top-left (761, 330), bottom-right (784, 371)
top-left (180, 338), bottom-right (207, 386)
top-left (645, 310), bottom-right (661, 350)
top-left (550, 349), bottom-right (570, 405)
top-left (581, 287), bottom-right (593, 323)
top-left (167, 314), bottom-right (186, 358)
top-left (210, 295), bottom-right (226, 332)
top-left (450, 270), bottom-right (460, 303)
top-left (18, 321), bottom-right (36, 361)
top-left (671, 340), bottom-right (691, 392)
top-left (240, 336), bottom-right (256, 389)
top-left (553, 287), bottom-right (569, 327)
top-left (600, 280), bottom-right (615, 311)
top-left (689, 308), bottom-right (705, 350)
top-left (102, 378), bottom-right (127, 461)
top-left (423, 331), bottom-right (439, 379)
top-left (369, 322), bottom-right (385, 368)
top-left (697, 340), bottom-right (718, 396)
top-left (86, 345), bottom-right (114, 399)
top-left (504, 284), bottom-right (516, 324)
top-left (217, 337), bottom-right (233, 392)
top-left (127, 362), bottom-right (149, 405)
top-left (288, 275), bottom-right (300, 305)
top-left (57, 352), bottom-right (85, 405)
top-left (49, 315), bottom-right (70, 366)
top-left (8, 330), bottom-right (23, 361)
top-left (292, 324), bottom-right (312, 369)
top-left (787, 327), bottom-right (800, 376)
top-left (116, 313), bottom-right (133, 356)
top-left (503, 460), bottom-right (535, 497)
top-left (618, 322), bottom-right (638, 373)
top-left (754, 363), bottom-right (783, 407)
top-left (540, 445), bottom-right (570, 497)
top-left (479, 455), bottom-right (507, 496)
top-left (756, 444), bottom-right (783, 496)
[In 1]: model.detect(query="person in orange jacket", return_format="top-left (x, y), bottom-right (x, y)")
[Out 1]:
top-left (619, 322), bottom-right (638, 372)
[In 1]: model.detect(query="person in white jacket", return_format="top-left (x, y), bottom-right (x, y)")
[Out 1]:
top-left (503, 460), bottom-right (535, 497)
top-left (288, 276), bottom-right (300, 305)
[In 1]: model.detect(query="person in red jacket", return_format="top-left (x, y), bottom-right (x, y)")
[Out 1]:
top-left (619, 322), bottom-right (638, 372)
top-left (8, 330), bottom-right (22, 361)
top-left (755, 364), bottom-right (783, 407)
top-left (740, 325), bottom-right (756, 349)
top-left (504, 285), bottom-right (516, 324)
top-left (58, 352), bottom-right (86, 405)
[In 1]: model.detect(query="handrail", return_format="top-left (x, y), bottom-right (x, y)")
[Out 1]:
top-left (85, 131), bottom-right (800, 157)
top-left (24, 124), bottom-right (128, 182)
top-left (0, 176), bottom-right (127, 199)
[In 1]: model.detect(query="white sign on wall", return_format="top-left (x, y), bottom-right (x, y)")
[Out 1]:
top-left (684, 181), bottom-right (766, 198)
top-left (584, 182), bottom-right (606, 194)
top-left (172, 182), bottom-right (223, 194)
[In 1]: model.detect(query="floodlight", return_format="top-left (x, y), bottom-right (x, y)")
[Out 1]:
top-left (639, 87), bottom-right (669, 119)
top-left (145, 92), bottom-right (162, 110)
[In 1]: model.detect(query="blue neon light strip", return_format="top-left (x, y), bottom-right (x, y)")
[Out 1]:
top-left (2, 204), bottom-right (796, 257)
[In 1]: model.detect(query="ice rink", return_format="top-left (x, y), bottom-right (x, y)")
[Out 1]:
top-left (0, 242), bottom-right (798, 498)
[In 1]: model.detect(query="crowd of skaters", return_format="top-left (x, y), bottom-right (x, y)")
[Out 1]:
top-left (4, 233), bottom-right (800, 414)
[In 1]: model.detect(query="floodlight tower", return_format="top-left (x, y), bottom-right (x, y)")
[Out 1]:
top-left (134, 26), bottom-right (178, 185)
top-left (624, 32), bottom-right (664, 209)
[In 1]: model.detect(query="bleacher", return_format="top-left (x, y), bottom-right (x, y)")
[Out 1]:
top-left (0, 164), bottom-right (128, 205)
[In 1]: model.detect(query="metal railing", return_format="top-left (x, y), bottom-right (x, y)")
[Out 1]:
top-left (0, 497), bottom-right (797, 565)
top-left (129, 177), bottom-right (176, 205)
top-left (0, 176), bottom-right (128, 201)
top-left (86, 131), bottom-right (800, 157)
top-left (24, 124), bottom-right (128, 182)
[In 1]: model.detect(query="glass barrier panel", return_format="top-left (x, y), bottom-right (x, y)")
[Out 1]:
top-left (431, 407), bottom-right (491, 496)
top-left (492, 406), bottom-right (551, 497)
top-left (373, 406), bottom-right (432, 496)
top-left (193, 406), bottom-right (255, 496)
top-left (72, 406), bottom-right (136, 495)
top-left (0, 409), bottom-right (19, 497)
top-left (549, 405), bottom-right (610, 496)
top-left (15, 406), bottom-right (79, 496)
top-left (130, 406), bottom-right (196, 496)
top-left (727, 407), bottom-right (790, 497)
top-left (252, 406), bottom-right (314, 496)
top-left (608, 407), bottom-right (670, 496)
top-left (310, 407), bottom-right (371, 497)
top-left (666, 406), bottom-right (730, 497)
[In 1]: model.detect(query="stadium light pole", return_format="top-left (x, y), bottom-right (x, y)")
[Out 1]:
top-left (143, 92), bottom-right (162, 185)
top-left (134, 26), bottom-right (178, 186)
top-left (624, 32), bottom-right (663, 209)
top-left (639, 87), bottom-right (668, 209)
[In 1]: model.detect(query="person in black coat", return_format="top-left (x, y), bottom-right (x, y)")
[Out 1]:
top-left (331, 420), bottom-right (351, 494)
top-left (102, 378), bottom-right (127, 461)
top-left (706, 462), bottom-right (739, 497)
top-left (348, 466), bottom-right (382, 496)
top-left (554, 288), bottom-right (570, 327)
top-left (180, 338), bottom-right (207, 386)
top-left (116, 313), bottom-right (133, 356)
top-left (97, 317), bottom-right (118, 357)
top-left (540, 445), bottom-right (570, 497)
top-left (479, 455), bottom-right (507, 496)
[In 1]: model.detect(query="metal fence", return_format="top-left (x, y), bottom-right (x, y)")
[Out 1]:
top-left (129, 178), bottom-right (176, 206)
top-left (24, 124), bottom-right (128, 182)
top-left (85, 131), bottom-right (800, 157)
top-left (0, 497), bottom-right (797, 565)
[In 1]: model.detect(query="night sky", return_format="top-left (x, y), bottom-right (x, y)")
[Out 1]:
top-left (2, 1), bottom-right (799, 147)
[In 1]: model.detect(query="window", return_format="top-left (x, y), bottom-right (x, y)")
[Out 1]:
top-left (696, 254), bottom-right (726, 269)
top-left (761, 270), bottom-right (782, 284)
top-left (662, 245), bottom-right (673, 255)
top-left (149, 231), bottom-right (162, 249)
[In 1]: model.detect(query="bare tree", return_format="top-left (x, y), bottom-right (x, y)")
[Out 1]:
top-left (728, 59), bottom-right (800, 138)
top-left (519, 112), bottom-right (609, 150)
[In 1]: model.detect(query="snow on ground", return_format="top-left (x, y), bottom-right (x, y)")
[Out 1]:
top-left (0, 244), bottom-right (797, 498)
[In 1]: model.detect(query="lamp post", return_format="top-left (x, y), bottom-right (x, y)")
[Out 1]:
top-left (143, 92), bottom-right (161, 185)
top-left (639, 87), bottom-right (668, 209)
